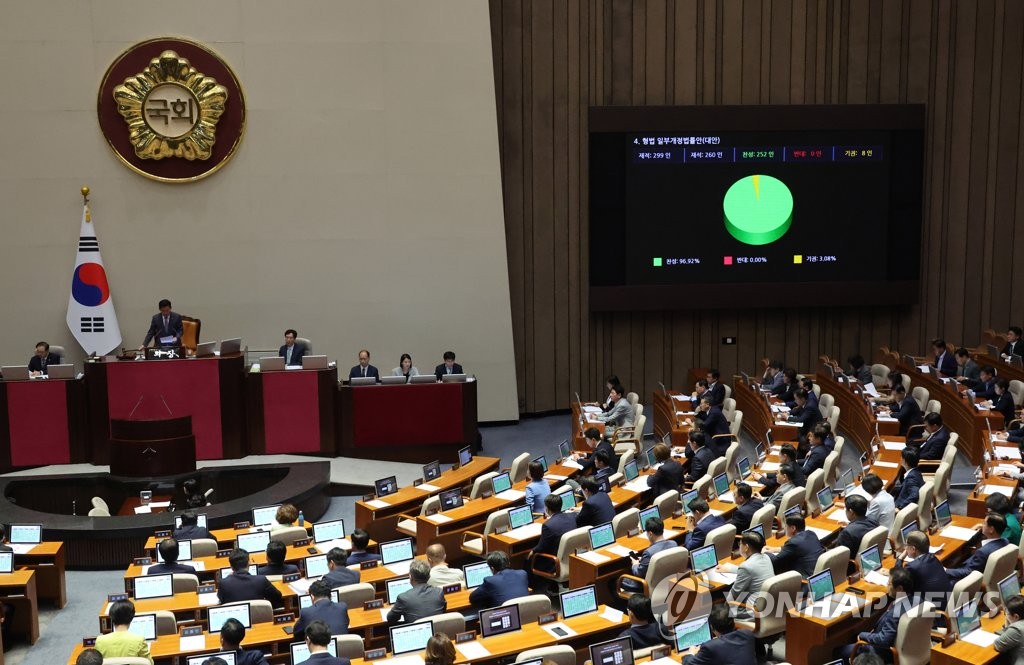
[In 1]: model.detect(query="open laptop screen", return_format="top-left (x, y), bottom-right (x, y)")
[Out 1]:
top-left (8, 524), bottom-right (41, 544)
top-left (251, 505), bottom-right (281, 528)
top-left (589, 637), bottom-right (634, 665)
top-left (588, 523), bottom-right (615, 550)
top-left (673, 615), bottom-right (711, 651)
top-left (463, 561), bottom-right (492, 589)
top-left (236, 531), bottom-right (270, 554)
top-left (390, 620), bottom-right (434, 655)
top-left (638, 506), bottom-right (661, 529)
top-left (560, 585), bottom-right (598, 619)
top-left (808, 569), bottom-right (834, 602)
top-left (380, 538), bottom-right (414, 566)
top-left (209, 603), bottom-right (252, 632)
top-left (313, 519), bottom-right (345, 543)
top-left (508, 505), bottom-right (534, 530)
top-left (479, 604), bottom-right (522, 638)
top-left (386, 577), bottom-right (414, 605)
top-left (134, 574), bottom-right (173, 600)
top-left (439, 488), bottom-right (464, 512)
top-left (127, 613), bottom-right (157, 641)
top-left (691, 544), bottom-right (717, 574)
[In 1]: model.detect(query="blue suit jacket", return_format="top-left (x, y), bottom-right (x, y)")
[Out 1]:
top-left (143, 312), bottom-right (184, 347)
top-left (768, 529), bottom-right (824, 578)
top-left (323, 566), bottom-right (360, 589)
top-left (976, 377), bottom-right (998, 399)
top-left (686, 446), bottom-right (715, 483)
top-left (918, 427), bottom-right (949, 460)
top-left (730, 499), bottom-right (764, 533)
top-left (619, 622), bottom-right (667, 649)
top-left (234, 649), bottom-right (270, 665)
top-left (27, 353), bottom-right (61, 373)
top-left (577, 491), bottom-right (615, 529)
top-left (836, 517), bottom-right (879, 554)
top-left (646, 459), bottom-right (683, 497)
top-left (305, 654), bottom-right (350, 665)
top-left (534, 511), bottom-right (578, 555)
top-left (294, 598), bottom-right (350, 636)
top-left (859, 596), bottom-right (916, 648)
top-left (898, 553), bottom-right (951, 606)
top-left (633, 539), bottom-right (678, 578)
top-left (682, 629), bottom-right (757, 665)
top-left (348, 364), bottom-right (380, 380)
top-left (933, 351), bottom-right (957, 377)
top-left (345, 551), bottom-right (381, 566)
top-left (147, 562), bottom-right (196, 576)
top-left (468, 568), bottom-right (529, 608)
top-left (947, 538), bottom-right (1010, 580)
top-left (802, 444), bottom-right (829, 475)
top-left (279, 343), bottom-right (307, 366)
top-left (685, 514), bottom-right (726, 550)
top-left (788, 403), bottom-right (821, 435)
top-left (217, 570), bottom-right (283, 606)
top-left (698, 406), bottom-right (730, 440)
top-left (892, 397), bottom-right (923, 435)
top-left (894, 468), bottom-right (924, 509)
top-left (705, 382), bottom-right (726, 406)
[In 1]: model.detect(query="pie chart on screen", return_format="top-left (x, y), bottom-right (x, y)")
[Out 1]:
top-left (723, 174), bottom-right (794, 245)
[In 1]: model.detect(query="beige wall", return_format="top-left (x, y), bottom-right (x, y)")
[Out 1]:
top-left (0, 0), bottom-right (519, 421)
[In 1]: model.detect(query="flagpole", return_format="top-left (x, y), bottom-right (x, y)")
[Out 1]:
top-left (81, 186), bottom-right (90, 204)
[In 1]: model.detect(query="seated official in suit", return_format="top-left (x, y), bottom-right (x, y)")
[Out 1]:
top-left (975, 366), bottom-right (998, 399)
top-left (766, 464), bottom-right (798, 511)
top-left (576, 476), bottom-right (615, 528)
top-left (847, 355), bottom-right (873, 385)
top-left (574, 427), bottom-right (619, 476)
top-left (182, 478), bottom-right (208, 509)
top-left (148, 538), bottom-right (196, 575)
top-left (623, 516), bottom-right (678, 592)
top-left (704, 369), bottom-right (726, 407)
top-left (323, 547), bottom-right (360, 589)
top-left (141, 298), bottom-right (184, 349)
top-left (684, 431), bottom-right (715, 485)
top-left (387, 559), bottom-right (446, 624)
top-left (995, 596), bottom-right (1024, 664)
top-left (524, 461), bottom-right (551, 514)
top-left (303, 620), bottom-right (351, 665)
top-left (96, 600), bottom-right (153, 665)
top-left (946, 513), bottom-right (1009, 580)
top-left (172, 511), bottom-right (213, 541)
top-left (271, 504), bottom-right (300, 535)
top-left (931, 338), bottom-right (957, 376)
top-left (772, 368), bottom-right (798, 402)
top-left (425, 544), bottom-right (465, 588)
top-left (392, 353), bottom-right (420, 378)
top-left (723, 531), bottom-right (774, 620)
top-left (434, 350), bottom-right (464, 379)
top-left (469, 550), bottom-right (529, 608)
top-left (763, 361), bottom-right (786, 390)
top-left (695, 397), bottom-right (730, 455)
top-left (279, 329), bottom-right (307, 367)
top-left (730, 483), bottom-right (764, 533)
top-left (681, 604), bottom-right (757, 665)
top-left (787, 389), bottom-right (822, 445)
top-left (684, 498), bottom-right (725, 551)
top-left (216, 618), bottom-right (270, 665)
top-left (28, 341), bottom-right (60, 376)
top-left (892, 531), bottom-right (951, 607)
top-left (345, 529), bottom-right (381, 566)
top-left (646, 443), bottom-right (683, 497)
top-left (885, 384), bottom-right (923, 436)
top-left (753, 443), bottom-right (804, 493)
top-left (1004, 327), bottom-right (1024, 359)
top-left (533, 493), bottom-right (578, 558)
top-left (598, 374), bottom-right (621, 412)
top-left (893, 447), bottom-right (924, 510)
top-left (861, 473), bottom-right (895, 533)
top-left (688, 379), bottom-right (709, 408)
top-left (953, 347), bottom-right (981, 385)
top-left (765, 515), bottom-right (824, 579)
top-left (801, 429), bottom-right (829, 476)
top-left (218, 549), bottom-right (283, 606)
top-left (598, 384), bottom-right (634, 436)
top-left (348, 349), bottom-right (380, 381)
top-left (294, 579), bottom-right (349, 636)
top-left (915, 413), bottom-right (950, 460)
top-left (992, 379), bottom-right (1017, 429)
top-left (619, 593), bottom-right (669, 648)
top-left (835, 495), bottom-right (879, 554)
top-left (836, 567), bottom-right (918, 663)
top-left (593, 450), bottom-right (615, 487)
top-left (258, 541), bottom-right (299, 576)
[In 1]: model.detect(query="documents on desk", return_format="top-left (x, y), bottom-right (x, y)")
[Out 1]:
top-left (496, 489), bottom-right (526, 501)
top-left (544, 473), bottom-right (568, 481)
top-left (289, 578), bottom-right (314, 594)
top-left (8, 543), bottom-right (35, 554)
top-left (874, 461), bottom-right (899, 468)
top-left (366, 499), bottom-right (390, 509)
top-left (980, 485), bottom-right (1015, 498)
top-left (387, 560), bottom-right (413, 575)
top-left (384, 656), bottom-right (425, 665)
top-left (940, 525), bottom-right (979, 541)
top-left (561, 459), bottom-right (583, 470)
top-left (582, 405), bottom-right (602, 414)
top-left (600, 607), bottom-right (625, 623)
top-left (415, 483), bottom-right (441, 492)
top-left (624, 478), bottom-right (650, 493)
top-left (456, 641), bottom-right (493, 660)
top-left (759, 461), bottom-right (780, 472)
top-left (962, 630), bottom-right (999, 647)
top-left (877, 416), bottom-right (898, 422)
top-left (771, 405), bottom-right (790, 414)
top-left (706, 569), bottom-right (737, 585)
top-left (881, 440), bottom-right (906, 451)
top-left (179, 634), bottom-right (206, 652)
top-left (864, 570), bottom-right (890, 586)
top-left (605, 544), bottom-right (633, 558)
top-left (505, 523), bottom-right (543, 541)
top-left (862, 383), bottom-right (880, 397)
top-left (993, 464), bottom-right (1019, 476)
top-left (316, 538), bottom-right (352, 552)
top-left (807, 527), bottom-right (833, 540)
top-left (994, 446), bottom-right (1022, 460)
top-left (424, 514), bottom-right (454, 524)
top-left (671, 395), bottom-right (690, 403)
top-left (198, 592), bottom-right (219, 606)
top-left (134, 506), bottom-right (152, 514)
top-left (577, 550), bottom-right (611, 564)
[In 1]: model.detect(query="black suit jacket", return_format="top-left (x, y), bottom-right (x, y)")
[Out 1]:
top-left (28, 353), bottom-right (61, 373)
top-left (698, 406), bottom-right (730, 446)
top-left (144, 312), bottom-right (184, 347)
top-left (836, 517), bottom-right (879, 554)
top-left (788, 404), bottom-right (822, 435)
top-left (579, 439), bottom-right (620, 476)
top-left (434, 362), bottom-right (464, 379)
top-left (620, 622), bottom-right (668, 649)
top-left (801, 444), bottom-right (829, 475)
top-left (258, 562), bottom-right (299, 576)
top-left (768, 529), bottom-right (824, 578)
top-left (993, 392), bottom-right (1016, 428)
top-left (933, 351), bottom-right (957, 376)
top-left (647, 459), bottom-right (683, 497)
top-left (947, 538), bottom-right (1010, 580)
top-left (468, 568), bottom-right (529, 608)
top-left (323, 567), bottom-right (360, 589)
top-left (294, 599), bottom-right (349, 636)
top-left (147, 562), bottom-right (196, 576)
top-left (305, 654), bottom-right (350, 665)
top-left (217, 570), bottom-right (283, 606)
top-left (894, 468), bottom-right (924, 509)
top-left (892, 397), bottom-right (923, 435)
top-left (975, 377), bottom-right (998, 400)
top-left (348, 364), bottom-right (380, 380)
top-left (279, 343), bottom-right (307, 367)
top-left (686, 446), bottom-right (715, 483)
top-left (705, 382), bottom-right (726, 406)
top-left (917, 427), bottom-right (950, 460)
top-left (577, 491), bottom-right (615, 529)
top-left (534, 511), bottom-right (578, 555)
top-left (234, 649), bottom-right (270, 665)
top-left (1004, 340), bottom-right (1023, 358)
top-left (682, 628), bottom-right (757, 665)
top-left (897, 553), bottom-right (951, 607)
top-left (730, 499), bottom-right (764, 533)
top-left (172, 525), bottom-right (213, 541)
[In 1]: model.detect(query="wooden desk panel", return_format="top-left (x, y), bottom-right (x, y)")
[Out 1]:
top-left (784, 580), bottom-right (890, 665)
top-left (0, 570), bottom-right (38, 644)
top-left (14, 541), bottom-right (66, 608)
top-left (930, 612), bottom-right (1003, 665)
top-left (896, 363), bottom-right (990, 465)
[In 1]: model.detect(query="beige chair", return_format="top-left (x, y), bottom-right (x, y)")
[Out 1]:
top-left (982, 544), bottom-right (1019, 592)
top-left (506, 452), bottom-right (531, 484)
top-left (616, 546), bottom-right (689, 598)
top-left (948, 570), bottom-right (983, 611)
top-left (334, 634), bottom-right (365, 659)
top-left (154, 610), bottom-right (177, 635)
top-left (818, 393), bottom-right (835, 419)
top-left (750, 504), bottom-right (776, 537)
top-left (614, 441), bottom-right (637, 457)
top-left (804, 470), bottom-right (826, 515)
top-left (335, 582), bottom-right (376, 607)
top-left (616, 450), bottom-right (636, 476)
top-left (911, 386), bottom-right (929, 412)
top-left (814, 546), bottom-right (850, 586)
top-left (414, 611), bottom-right (465, 638)
top-left (827, 406), bottom-right (840, 433)
top-left (733, 570), bottom-right (802, 643)
top-left (50, 345), bottom-right (66, 362)
top-left (270, 526), bottom-right (309, 546)
top-left (469, 471), bottom-right (499, 500)
top-left (916, 481), bottom-right (935, 530)
top-left (712, 433), bottom-right (737, 459)
top-left (91, 496), bottom-right (110, 514)
top-left (171, 574), bottom-right (199, 594)
top-left (722, 397), bottom-right (736, 422)
top-left (692, 475), bottom-right (712, 499)
top-left (925, 399), bottom-right (942, 416)
top-left (723, 384), bottom-right (733, 401)
top-left (614, 415), bottom-right (645, 452)
top-left (612, 508), bottom-right (640, 538)
top-left (626, 392), bottom-right (640, 407)
top-left (885, 600), bottom-right (936, 665)
top-left (822, 451), bottom-right (841, 489)
top-left (87, 506), bottom-right (110, 517)
top-left (870, 364), bottom-right (891, 389)
top-left (1018, 532), bottom-right (1024, 572)
top-left (189, 538), bottom-right (218, 558)
top-left (517, 646), bottom-right (576, 665)
top-left (729, 410), bottom-right (743, 439)
top-left (706, 524), bottom-right (737, 561)
top-left (502, 594), bottom-right (552, 623)
top-left (653, 490), bottom-right (680, 519)
top-left (889, 503), bottom-right (919, 550)
top-left (833, 436), bottom-right (845, 459)
top-left (247, 599), bottom-right (274, 624)
top-left (856, 525), bottom-right (889, 560)
top-left (724, 441), bottom-right (742, 482)
top-left (775, 486), bottom-right (806, 522)
top-left (1010, 380), bottom-right (1024, 407)
top-left (398, 496), bottom-right (441, 537)
top-left (528, 526), bottom-right (589, 586)
top-left (706, 456), bottom-right (727, 482)
top-left (930, 461), bottom-right (952, 504)
top-left (920, 442), bottom-right (958, 475)
top-left (461, 510), bottom-right (510, 557)
top-left (634, 403), bottom-right (644, 419)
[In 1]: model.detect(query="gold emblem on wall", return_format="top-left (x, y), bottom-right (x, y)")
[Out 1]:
top-left (114, 50), bottom-right (226, 161)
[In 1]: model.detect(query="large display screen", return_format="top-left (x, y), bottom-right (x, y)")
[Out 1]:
top-left (589, 105), bottom-right (924, 309)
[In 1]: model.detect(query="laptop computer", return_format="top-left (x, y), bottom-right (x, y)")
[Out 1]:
top-left (290, 637), bottom-right (339, 664)
top-left (859, 544), bottom-right (882, 574)
top-left (803, 569), bottom-right (866, 617)
top-left (558, 440), bottom-right (572, 461)
top-left (439, 488), bottom-right (464, 512)
top-left (638, 505), bottom-right (661, 530)
top-left (589, 636), bottom-right (634, 665)
top-left (998, 572), bottom-right (1020, 606)
top-left (953, 601), bottom-right (984, 640)
top-left (312, 519), bottom-right (345, 544)
top-left (375, 476), bottom-right (398, 497)
top-left (236, 531), bottom-right (270, 554)
top-left (934, 500), bottom-right (953, 529)
top-left (900, 521), bottom-right (919, 543)
top-left (219, 338), bottom-right (242, 355)
top-left (259, 356), bottom-right (285, 371)
top-left (409, 374), bottom-right (436, 384)
top-left (479, 604), bottom-right (522, 638)
top-left (441, 373), bottom-right (467, 383)
top-left (673, 615), bottom-right (711, 652)
top-left (380, 538), bottom-right (415, 574)
top-left (194, 341), bottom-right (217, 357)
top-left (127, 613), bottom-right (157, 641)
top-left (458, 446), bottom-right (472, 467)
top-left (157, 538), bottom-right (192, 562)
top-left (386, 576), bottom-right (414, 604)
top-left (8, 524), bottom-right (42, 544)
top-left (816, 486), bottom-right (835, 513)
top-left (623, 459), bottom-right (640, 482)
top-left (252, 504), bottom-right (281, 528)
top-left (302, 355), bottom-right (328, 370)
top-left (560, 585), bottom-right (598, 619)
top-left (533, 455), bottom-right (548, 472)
top-left (174, 514), bottom-right (207, 530)
top-left (303, 554), bottom-right (329, 579)
top-left (209, 603), bottom-right (252, 632)
top-left (422, 460), bottom-right (441, 481)
top-left (390, 620), bottom-right (434, 655)
top-left (712, 473), bottom-right (731, 500)
top-left (491, 472), bottom-right (513, 495)
top-left (381, 375), bottom-right (407, 385)
top-left (680, 489), bottom-right (700, 514)
top-left (349, 376), bottom-right (377, 386)
top-left (558, 489), bottom-right (578, 511)
top-left (0, 553), bottom-right (13, 574)
top-left (644, 447), bottom-right (658, 469)
top-left (743, 524), bottom-right (765, 540)
top-left (463, 560), bottom-right (492, 589)
top-left (736, 457), bottom-right (752, 480)
top-left (1, 366), bottom-right (30, 381)
top-left (508, 505), bottom-right (535, 530)
top-left (47, 364), bottom-right (75, 379)
top-left (588, 523), bottom-right (615, 550)
top-left (134, 574), bottom-right (173, 600)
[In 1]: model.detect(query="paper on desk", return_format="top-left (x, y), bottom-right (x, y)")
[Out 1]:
top-left (577, 551), bottom-right (610, 564)
top-left (544, 474), bottom-right (568, 481)
top-left (881, 441), bottom-right (906, 451)
top-left (506, 523), bottom-right (543, 541)
top-left (995, 446), bottom-right (1022, 460)
top-left (384, 656), bottom-right (425, 665)
top-left (542, 622), bottom-right (578, 639)
top-left (864, 570), bottom-right (890, 586)
top-left (770, 405), bottom-right (790, 414)
top-left (662, 529), bottom-right (679, 540)
top-left (133, 506), bottom-right (152, 514)
top-left (7, 544), bottom-right (34, 554)
top-left (456, 641), bottom-right (493, 660)
top-left (992, 433), bottom-right (1009, 442)
top-left (365, 499), bottom-right (390, 509)
top-left (994, 464), bottom-right (1019, 476)
top-left (380, 607), bottom-right (391, 621)
top-left (600, 607), bottom-right (625, 623)
top-left (624, 479), bottom-right (650, 493)
top-left (962, 630), bottom-right (999, 647)
top-left (709, 509), bottom-right (725, 517)
top-left (387, 560), bottom-right (413, 575)
top-left (671, 395), bottom-right (689, 402)
top-left (191, 561), bottom-right (206, 571)
top-left (862, 383), bottom-right (880, 397)
top-left (425, 514), bottom-right (453, 524)
top-left (415, 483), bottom-right (441, 492)
top-left (807, 527), bottom-right (833, 540)
top-left (582, 405), bottom-right (602, 414)
top-left (675, 411), bottom-right (696, 417)
top-left (317, 538), bottom-right (352, 552)
top-left (198, 592), bottom-right (219, 606)
top-left (877, 416), bottom-right (898, 422)
top-left (149, 501), bottom-right (171, 508)
top-left (917, 365), bottom-right (931, 374)
top-left (774, 421), bottom-right (794, 427)
top-left (874, 461), bottom-right (899, 468)
top-left (827, 510), bottom-right (848, 522)
top-left (561, 459), bottom-right (583, 470)
top-left (717, 491), bottom-right (735, 503)
top-left (288, 578), bottom-right (314, 594)
top-left (930, 544), bottom-right (945, 554)
top-left (496, 489), bottom-right (526, 501)
top-left (179, 634), bottom-right (207, 652)
top-left (648, 658), bottom-right (679, 665)
top-left (981, 485), bottom-right (1015, 497)
top-left (759, 462), bottom-right (780, 471)
top-left (606, 544), bottom-right (633, 558)
top-left (975, 403), bottom-right (988, 411)
top-left (940, 525), bottom-right (979, 541)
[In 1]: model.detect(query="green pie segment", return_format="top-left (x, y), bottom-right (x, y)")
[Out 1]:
top-left (723, 174), bottom-right (794, 245)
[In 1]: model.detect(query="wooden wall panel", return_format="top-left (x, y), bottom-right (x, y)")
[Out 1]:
top-left (489, 0), bottom-right (1024, 414)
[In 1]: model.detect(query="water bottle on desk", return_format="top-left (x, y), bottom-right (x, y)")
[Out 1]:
top-left (298, 510), bottom-right (305, 527)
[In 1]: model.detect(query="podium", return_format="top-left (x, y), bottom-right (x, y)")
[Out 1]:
top-left (109, 415), bottom-right (196, 477)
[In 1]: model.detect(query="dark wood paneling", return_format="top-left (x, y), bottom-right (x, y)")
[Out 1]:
top-left (489, 0), bottom-right (1024, 414)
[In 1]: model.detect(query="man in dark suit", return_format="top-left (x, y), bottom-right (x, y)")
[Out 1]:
top-left (696, 397), bottom-right (730, 455)
top-left (575, 427), bottom-right (619, 476)
top-left (916, 412), bottom-right (950, 460)
top-left (835, 495), bottom-right (879, 554)
top-left (141, 298), bottom-right (183, 348)
top-left (257, 541), bottom-right (299, 576)
top-left (836, 567), bottom-right (917, 663)
top-left (946, 513), bottom-right (1010, 580)
top-left (1003, 327), bottom-right (1023, 360)
top-left (772, 368), bottom-right (798, 402)
top-left (279, 329), bottom-right (307, 367)
top-left (704, 369), bottom-right (726, 406)
top-left (953, 348), bottom-right (981, 385)
top-left (344, 529), bottom-right (381, 567)
top-left (469, 550), bottom-right (529, 609)
top-left (787, 389), bottom-right (822, 445)
top-left (684, 498), bottom-right (725, 551)
top-left (348, 349), bottom-right (380, 381)
top-left (681, 605), bottom-right (757, 665)
top-left (294, 579), bottom-right (349, 636)
top-left (322, 547), bottom-right (360, 589)
top-left (975, 366), bottom-right (998, 399)
top-left (147, 538), bottom-right (196, 575)
top-left (593, 450), bottom-right (614, 488)
top-left (218, 618), bottom-right (271, 665)
top-left (887, 384), bottom-right (923, 436)
top-left (28, 342), bottom-right (60, 375)
top-left (627, 516), bottom-right (678, 586)
top-left (801, 428), bottom-right (829, 476)
top-left (893, 447), bottom-right (924, 510)
top-left (646, 443), bottom-right (683, 497)
top-left (619, 593), bottom-right (668, 648)
top-left (576, 476), bottom-right (614, 528)
top-left (753, 444), bottom-right (804, 492)
top-left (386, 560), bottom-right (446, 624)
top-left (684, 431), bottom-right (715, 484)
top-left (218, 549), bottom-right (283, 606)
top-left (534, 493), bottom-right (578, 558)
top-left (729, 483), bottom-right (764, 534)
top-left (303, 620), bottom-right (350, 664)
top-left (434, 351), bottom-right (464, 379)
top-left (172, 512), bottom-right (212, 541)
top-left (895, 531), bottom-right (951, 608)
top-left (765, 515), bottom-right (824, 578)
top-left (847, 355), bottom-right (872, 385)
top-left (931, 338), bottom-right (957, 376)
top-left (992, 379), bottom-right (1017, 429)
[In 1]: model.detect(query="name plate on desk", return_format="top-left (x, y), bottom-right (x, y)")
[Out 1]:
top-left (216, 549), bottom-right (232, 558)
top-left (574, 547), bottom-right (590, 556)
top-left (154, 529), bottom-right (171, 538)
top-left (107, 593), bottom-right (129, 603)
top-left (360, 560), bottom-right (379, 570)
top-left (365, 648), bottom-right (387, 660)
top-left (274, 613), bottom-right (295, 624)
top-left (197, 585), bottom-right (216, 595)
top-left (234, 521), bottom-right (251, 529)
top-left (627, 527), bottom-right (640, 537)
top-left (364, 599), bottom-right (384, 610)
top-left (82, 637), bottom-right (97, 647)
top-left (651, 646), bottom-right (671, 660)
top-left (283, 574), bottom-right (301, 583)
top-left (481, 489), bottom-right (493, 499)
top-left (442, 583), bottom-right (462, 595)
top-left (538, 612), bottom-right (557, 625)
top-left (132, 557), bottom-right (151, 566)
top-left (180, 626), bottom-right (203, 637)
top-left (413, 478), bottom-right (423, 487)
top-left (294, 538), bottom-right (310, 547)
top-left (362, 493), bottom-right (376, 502)
top-left (495, 524), bottom-right (509, 535)
top-left (456, 630), bottom-right (477, 644)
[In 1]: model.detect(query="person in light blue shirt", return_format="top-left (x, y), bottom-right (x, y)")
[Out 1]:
top-left (524, 461), bottom-right (550, 513)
